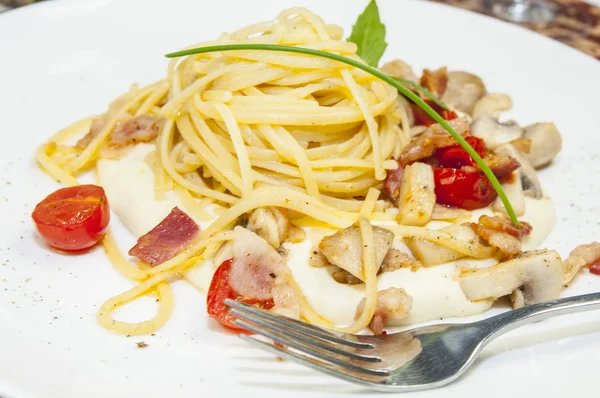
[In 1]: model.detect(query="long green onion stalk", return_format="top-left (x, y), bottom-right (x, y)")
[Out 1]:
top-left (165, 44), bottom-right (518, 226)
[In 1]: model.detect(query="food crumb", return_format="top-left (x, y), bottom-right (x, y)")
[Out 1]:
top-left (136, 341), bottom-right (148, 348)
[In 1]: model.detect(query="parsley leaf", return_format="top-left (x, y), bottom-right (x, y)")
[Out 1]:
top-left (347, 0), bottom-right (387, 67)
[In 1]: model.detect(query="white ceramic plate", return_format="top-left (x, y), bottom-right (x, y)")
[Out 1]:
top-left (1, 0), bottom-right (600, 397)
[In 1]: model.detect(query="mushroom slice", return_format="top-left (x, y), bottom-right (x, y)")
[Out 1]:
top-left (319, 224), bottom-right (394, 281)
top-left (472, 93), bottom-right (512, 119)
top-left (523, 122), bottom-right (562, 169)
top-left (380, 59), bottom-right (419, 83)
top-left (495, 143), bottom-right (543, 199)
top-left (509, 289), bottom-right (526, 309)
top-left (397, 162), bottom-right (436, 226)
top-left (563, 242), bottom-right (600, 284)
top-left (247, 207), bottom-right (289, 249)
top-left (470, 117), bottom-right (523, 150)
top-left (309, 249), bottom-right (329, 268)
top-left (492, 173), bottom-right (526, 216)
top-left (331, 268), bottom-right (363, 285)
top-left (441, 71), bottom-right (486, 115)
top-left (355, 287), bottom-right (413, 335)
top-left (460, 249), bottom-right (564, 306)
top-left (405, 224), bottom-right (478, 267)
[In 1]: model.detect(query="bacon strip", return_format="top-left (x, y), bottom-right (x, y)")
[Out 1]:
top-left (129, 207), bottom-right (200, 266)
top-left (398, 117), bottom-right (470, 167)
top-left (484, 153), bottom-right (521, 181)
top-left (355, 287), bottom-right (413, 335)
top-left (382, 162), bottom-right (404, 201)
top-left (470, 215), bottom-right (532, 258)
top-left (110, 114), bottom-right (162, 148)
top-left (563, 242), bottom-right (600, 284)
top-left (76, 114), bottom-right (162, 150)
top-left (420, 67), bottom-right (448, 99)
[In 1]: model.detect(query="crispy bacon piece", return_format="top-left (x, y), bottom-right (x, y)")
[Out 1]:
top-left (484, 152), bottom-right (521, 181)
top-left (110, 114), bottom-right (162, 148)
top-left (355, 288), bottom-right (413, 335)
top-left (382, 162), bottom-right (404, 201)
top-left (379, 249), bottom-right (421, 273)
top-left (228, 227), bottom-right (301, 318)
top-left (470, 215), bottom-right (532, 258)
top-left (420, 67), bottom-right (448, 98)
top-left (398, 117), bottom-right (470, 167)
top-left (77, 114), bottom-right (162, 149)
top-left (563, 242), bottom-right (600, 284)
top-left (129, 207), bottom-right (200, 266)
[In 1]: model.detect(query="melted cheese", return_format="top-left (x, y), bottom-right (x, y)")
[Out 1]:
top-left (97, 144), bottom-right (556, 327)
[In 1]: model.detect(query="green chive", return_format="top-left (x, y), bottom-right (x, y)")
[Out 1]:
top-left (165, 44), bottom-right (519, 226)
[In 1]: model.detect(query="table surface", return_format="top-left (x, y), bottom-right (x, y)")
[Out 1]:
top-left (1, 0), bottom-right (599, 60)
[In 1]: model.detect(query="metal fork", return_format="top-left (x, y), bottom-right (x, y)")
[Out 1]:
top-left (226, 292), bottom-right (600, 392)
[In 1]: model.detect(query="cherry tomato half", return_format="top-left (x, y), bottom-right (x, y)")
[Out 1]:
top-left (31, 184), bottom-right (110, 252)
top-left (435, 136), bottom-right (487, 169)
top-left (433, 168), bottom-right (497, 210)
top-left (207, 259), bottom-right (274, 331)
top-left (411, 100), bottom-right (458, 127)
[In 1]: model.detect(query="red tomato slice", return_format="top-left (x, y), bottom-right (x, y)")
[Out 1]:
top-left (436, 136), bottom-right (487, 169)
top-left (433, 168), bottom-right (497, 210)
top-left (207, 259), bottom-right (274, 331)
top-left (411, 100), bottom-right (458, 127)
top-left (32, 184), bottom-right (110, 252)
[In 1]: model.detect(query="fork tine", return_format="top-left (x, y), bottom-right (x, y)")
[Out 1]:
top-left (225, 298), bottom-right (373, 349)
top-left (229, 308), bottom-right (381, 363)
top-left (239, 334), bottom-right (388, 387)
top-left (233, 319), bottom-right (390, 377)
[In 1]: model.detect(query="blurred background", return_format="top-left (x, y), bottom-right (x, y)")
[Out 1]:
top-left (1, 0), bottom-right (599, 60)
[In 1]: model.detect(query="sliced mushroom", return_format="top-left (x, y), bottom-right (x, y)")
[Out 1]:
top-left (397, 162), bottom-right (436, 226)
top-left (319, 225), bottom-right (394, 281)
top-left (492, 173), bottom-right (526, 216)
top-left (495, 143), bottom-right (543, 199)
top-left (470, 117), bottom-right (523, 150)
top-left (331, 268), bottom-right (363, 285)
top-left (440, 71), bottom-right (486, 115)
top-left (523, 122), bottom-right (562, 169)
top-left (509, 289), bottom-right (526, 309)
top-left (472, 93), bottom-right (512, 119)
top-left (405, 224), bottom-right (477, 267)
top-left (380, 59), bottom-right (419, 84)
top-left (309, 249), bottom-right (329, 268)
top-left (460, 249), bottom-right (563, 306)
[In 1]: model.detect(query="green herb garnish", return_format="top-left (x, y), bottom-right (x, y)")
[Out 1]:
top-left (165, 44), bottom-right (519, 226)
top-left (347, 0), bottom-right (387, 67)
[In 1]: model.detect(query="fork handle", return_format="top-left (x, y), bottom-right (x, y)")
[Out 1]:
top-left (479, 292), bottom-right (600, 341)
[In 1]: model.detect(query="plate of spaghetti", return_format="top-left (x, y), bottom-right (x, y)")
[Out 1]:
top-left (1, 0), bottom-right (599, 397)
